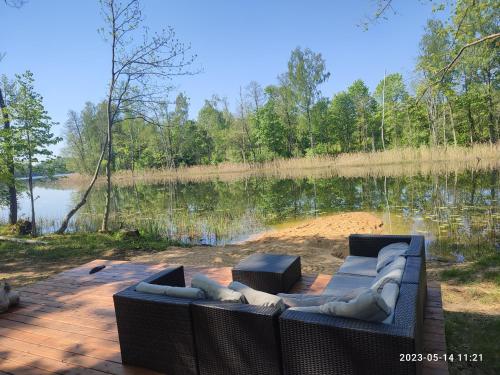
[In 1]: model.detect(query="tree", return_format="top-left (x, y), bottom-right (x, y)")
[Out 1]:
top-left (272, 75), bottom-right (300, 156)
top-left (347, 80), bottom-right (377, 151)
top-left (197, 97), bottom-right (229, 163)
top-left (255, 90), bottom-right (288, 157)
top-left (374, 73), bottom-right (408, 147)
top-left (417, 20), bottom-right (453, 146)
top-left (329, 91), bottom-right (356, 152)
top-left (63, 102), bottom-right (108, 174)
top-left (0, 76), bottom-right (17, 224)
top-left (287, 47), bottom-right (330, 151)
top-left (452, 0), bottom-right (499, 144)
top-left (99, 0), bottom-right (195, 231)
top-left (57, 0), bottom-right (195, 233)
top-left (10, 71), bottom-right (60, 236)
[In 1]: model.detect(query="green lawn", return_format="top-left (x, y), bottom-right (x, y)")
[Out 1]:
top-left (432, 250), bottom-right (500, 374)
top-left (0, 227), bottom-right (186, 286)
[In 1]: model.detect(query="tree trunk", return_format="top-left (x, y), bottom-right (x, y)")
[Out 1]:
top-left (307, 107), bottom-right (314, 150)
top-left (381, 70), bottom-right (386, 150)
top-left (442, 105), bottom-right (447, 146)
top-left (56, 137), bottom-right (108, 234)
top-left (27, 135), bottom-right (36, 236)
top-left (486, 70), bottom-right (498, 144)
top-left (102, 6), bottom-right (117, 233)
top-left (0, 86), bottom-right (17, 224)
top-left (101, 103), bottom-right (113, 232)
top-left (447, 101), bottom-right (457, 146)
top-left (464, 77), bottom-right (476, 144)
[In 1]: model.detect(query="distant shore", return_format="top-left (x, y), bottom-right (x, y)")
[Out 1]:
top-left (56, 143), bottom-right (500, 187)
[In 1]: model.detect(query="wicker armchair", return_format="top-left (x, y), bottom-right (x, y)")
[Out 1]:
top-left (279, 234), bottom-right (427, 375)
top-left (113, 266), bottom-right (200, 375)
top-left (191, 300), bottom-right (283, 375)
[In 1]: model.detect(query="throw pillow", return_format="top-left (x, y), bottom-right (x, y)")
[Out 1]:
top-left (318, 288), bottom-right (390, 322)
top-left (191, 273), bottom-right (243, 302)
top-left (135, 282), bottom-right (206, 299)
top-left (229, 281), bottom-right (285, 311)
top-left (376, 242), bottom-right (409, 272)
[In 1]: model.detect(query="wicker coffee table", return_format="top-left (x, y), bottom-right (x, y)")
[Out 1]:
top-left (232, 253), bottom-right (301, 294)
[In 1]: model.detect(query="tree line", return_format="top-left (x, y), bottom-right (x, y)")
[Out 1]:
top-left (1, 0), bottom-right (498, 235)
top-left (63, 0), bottom-right (498, 173)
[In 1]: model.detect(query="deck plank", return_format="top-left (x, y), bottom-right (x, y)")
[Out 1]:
top-left (0, 259), bottom-right (447, 374)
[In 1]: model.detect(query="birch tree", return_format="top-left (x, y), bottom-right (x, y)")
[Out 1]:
top-left (57, 0), bottom-right (195, 233)
top-left (10, 71), bottom-right (60, 236)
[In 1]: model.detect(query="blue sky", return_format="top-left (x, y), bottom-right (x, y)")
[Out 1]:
top-left (1, 0), bottom-right (446, 154)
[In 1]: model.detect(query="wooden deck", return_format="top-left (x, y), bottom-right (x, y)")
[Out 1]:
top-left (0, 259), bottom-right (447, 374)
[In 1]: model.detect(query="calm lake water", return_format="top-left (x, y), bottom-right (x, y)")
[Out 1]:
top-left (1, 169), bottom-right (498, 260)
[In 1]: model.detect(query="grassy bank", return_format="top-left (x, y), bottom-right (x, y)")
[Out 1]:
top-left (427, 241), bottom-right (500, 375)
top-left (58, 143), bottom-right (500, 187)
top-left (0, 228), bottom-right (186, 286)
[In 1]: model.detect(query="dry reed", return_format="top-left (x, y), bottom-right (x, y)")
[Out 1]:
top-left (57, 143), bottom-right (500, 187)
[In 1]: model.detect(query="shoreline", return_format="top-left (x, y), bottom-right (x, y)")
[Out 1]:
top-left (55, 144), bottom-right (500, 187)
top-left (131, 212), bottom-right (385, 274)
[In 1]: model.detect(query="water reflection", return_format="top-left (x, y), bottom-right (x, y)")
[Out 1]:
top-left (1, 170), bottom-right (498, 258)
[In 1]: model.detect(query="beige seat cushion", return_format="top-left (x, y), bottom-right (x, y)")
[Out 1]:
top-left (337, 255), bottom-right (378, 277)
top-left (279, 287), bottom-right (368, 308)
top-left (376, 242), bottom-right (409, 272)
top-left (135, 282), bottom-right (206, 299)
top-left (191, 273), bottom-right (243, 303)
top-left (322, 274), bottom-right (374, 297)
top-left (229, 281), bottom-right (285, 311)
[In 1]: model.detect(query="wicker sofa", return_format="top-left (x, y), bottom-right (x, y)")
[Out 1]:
top-left (279, 234), bottom-right (426, 375)
top-left (113, 266), bottom-right (200, 375)
top-left (114, 234), bottom-right (426, 375)
top-left (191, 301), bottom-right (282, 375)
top-left (114, 265), bottom-right (283, 375)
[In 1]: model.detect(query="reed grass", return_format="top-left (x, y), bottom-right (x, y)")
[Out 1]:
top-left (58, 143), bottom-right (500, 187)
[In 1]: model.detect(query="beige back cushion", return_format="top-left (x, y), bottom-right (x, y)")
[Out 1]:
top-left (229, 281), bottom-right (285, 311)
top-left (376, 242), bottom-right (409, 272)
top-left (372, 256), bottom-right (406, 291)
top-left (191, 273), bottom-right (243, 302)
top-left (318, 288), bottom-right (390, 322)
top-left (289, 288), bottom-right (391, 323)
top-left (136, 281), bottom-right (206, 299)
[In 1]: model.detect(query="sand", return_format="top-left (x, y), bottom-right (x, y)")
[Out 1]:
top-left (132, 211), bottom-right (384, 274)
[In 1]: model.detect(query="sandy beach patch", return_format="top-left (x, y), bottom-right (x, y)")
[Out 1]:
top-left (132, 211), bottom-right (384, 274)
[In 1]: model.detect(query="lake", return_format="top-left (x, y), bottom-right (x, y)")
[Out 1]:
top-left (1, 169), bottom-right (498, 260)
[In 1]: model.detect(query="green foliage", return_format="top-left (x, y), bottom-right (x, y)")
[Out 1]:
top-left (10, 71), bottom-right (61, 163)
top-left (59, 0), bottom-right (497, 173)
top-left (287, 47), bottom-right (330, 150)
top-left (256, 97), bottom-right (288, 157)
top-left (329, 91), bottom-right (357, 152)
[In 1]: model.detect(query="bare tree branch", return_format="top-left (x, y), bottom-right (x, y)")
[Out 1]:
top-left (451, 0), bottom-right (476, 49)
top-left (57, 0), bottom-right (197, 234)
top-left (417, 32), bottom-right (500, 102)
top-left (4, 0), bottom-right (27, 8)
top-left (359, 0), bottom-right (395, 30)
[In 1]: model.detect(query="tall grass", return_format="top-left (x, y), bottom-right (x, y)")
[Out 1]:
top-left (58, 143), bottom-right (500, 187)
